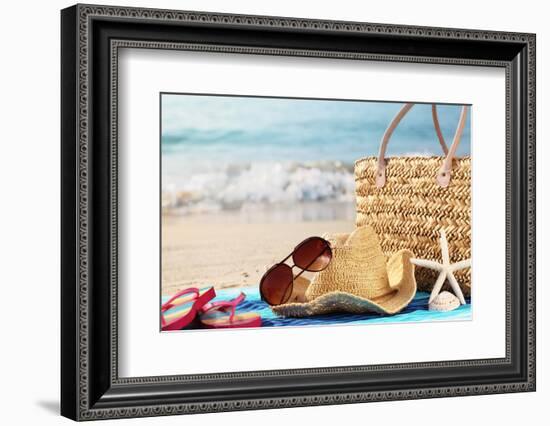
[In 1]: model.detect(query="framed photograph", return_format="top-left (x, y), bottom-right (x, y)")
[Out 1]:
top-left (61, 4), bottom-right (536, 421)
top-left (159, 94), bottom-right (473, 332)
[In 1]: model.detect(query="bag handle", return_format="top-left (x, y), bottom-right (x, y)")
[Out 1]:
top-left (375, 103), bottom-right (469, 188)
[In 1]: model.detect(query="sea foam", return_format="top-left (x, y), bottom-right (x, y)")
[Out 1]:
top-left (162, 161), bottom-right (355, 215)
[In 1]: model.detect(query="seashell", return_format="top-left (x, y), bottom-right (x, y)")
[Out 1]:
top-left (428, 291), bottom-right (461, 312)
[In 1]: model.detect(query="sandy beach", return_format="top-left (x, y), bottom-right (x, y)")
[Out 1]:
top-left (161, 209), bottom-right (354, 296)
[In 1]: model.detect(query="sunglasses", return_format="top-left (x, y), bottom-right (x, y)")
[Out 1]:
top-left (260, 236), bottom-right (332, 306)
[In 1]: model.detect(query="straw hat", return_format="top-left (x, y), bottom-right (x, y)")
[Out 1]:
top-left (271, 226), bottom-right (416, 317)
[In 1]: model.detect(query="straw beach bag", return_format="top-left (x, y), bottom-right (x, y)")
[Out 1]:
top-left (355, 103), bottom-right (471, 294)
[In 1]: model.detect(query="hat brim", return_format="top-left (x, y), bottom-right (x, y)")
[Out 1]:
top-left (271, 249), bottom-right (416, 317)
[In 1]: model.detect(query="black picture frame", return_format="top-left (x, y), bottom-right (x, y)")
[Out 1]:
top-left (61, 4), bottom-right (536, 421)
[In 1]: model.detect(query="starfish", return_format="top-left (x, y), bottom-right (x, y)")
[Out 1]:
top-left (410, 230), bottom-right (471, 305)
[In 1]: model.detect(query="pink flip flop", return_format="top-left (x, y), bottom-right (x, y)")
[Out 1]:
top-left (199, 293), bottom-right (262, 329)
top-left (161, 287), bottom-right (216, 331)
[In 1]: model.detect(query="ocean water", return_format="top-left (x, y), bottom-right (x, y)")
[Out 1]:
top-left (161, 287), bottom-right (472, 330)
top-left (161, 95), bottom-right (471, 215)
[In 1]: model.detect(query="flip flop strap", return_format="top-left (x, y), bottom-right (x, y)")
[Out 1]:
top-left (204, 292), bottom-right (246, 323)
top-left (162, 287), bottom-right (199, 312)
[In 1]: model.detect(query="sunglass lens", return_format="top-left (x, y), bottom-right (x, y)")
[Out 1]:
top-left (293, 237), bottom-right (332, 272)
top-left (260, 264), bottom-right (294, 305)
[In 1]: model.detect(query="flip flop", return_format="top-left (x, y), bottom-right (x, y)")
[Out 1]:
top-left (199, 292), bottom-right (262, 329)
top-left (161, 287), bottom-right (216, 331)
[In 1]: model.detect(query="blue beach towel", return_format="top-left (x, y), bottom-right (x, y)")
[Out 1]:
top-left (162, 287), bottom-right (471, 329)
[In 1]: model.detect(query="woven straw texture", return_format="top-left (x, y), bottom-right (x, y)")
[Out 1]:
top-left (306, 228), bottom-right (391, 301)
top-left (271, 226), bottom-right (417, 317)
top-left (355, 156), bottom-right (471, 294)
